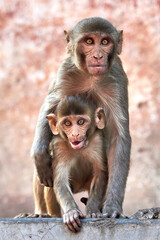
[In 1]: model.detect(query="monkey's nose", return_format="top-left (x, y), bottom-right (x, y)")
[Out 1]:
top-left (72, 133), bottom-right (79, 137)
top-left (93, 55), bottom-right (103, 61)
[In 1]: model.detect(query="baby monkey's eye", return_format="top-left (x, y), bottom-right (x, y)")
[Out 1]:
top-left (86, 38), bottom-right (94, 45)
top-left (64, 120), bottom-right (72, 126)
top-left (77, 119), bottom-right (85, 125)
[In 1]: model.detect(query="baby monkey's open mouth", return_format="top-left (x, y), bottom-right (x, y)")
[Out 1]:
top-left (72, 141), bottom-right (81, 145)
top-left (70, 139), bottom-right (87, 149)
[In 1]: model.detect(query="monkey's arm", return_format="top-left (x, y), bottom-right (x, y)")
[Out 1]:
top-left (54, 163), bottom-right (84, 233)
top-left (102, 121), bottom-right (131, 218)
top-left (31, 93), bottom-right (58, 187)
top-left (102, 64), bottom-right (131, 218)
top-left (103, 135), bottom-right (131, 217)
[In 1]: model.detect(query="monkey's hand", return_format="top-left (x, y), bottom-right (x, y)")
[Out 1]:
top-left (86, 205), bottom-right (103, 218)
top-left (102, 203), bottom-right (127, 218)
top-left (63, 209), bottom-right (84, 233)
top-left (130, 208), bottom-right (160, 219)
top-left (34, 151), bottom-right (53, 187)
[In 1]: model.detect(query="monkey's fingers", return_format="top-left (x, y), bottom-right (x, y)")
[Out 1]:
top-left (111, 211), bottom-right (128, 218)
top-left (39, 214), bottom-right (52, 218)
top-left (15, 213), bottom-right (30, 218)
top-left (63, 212), bottom-right (77, 233)
top-left (111, 211), bottom-right (121, 218)
top-left (102, 211), bottom-right (128, 219)
top-left (27, 213), bottom-right (52, 218)
top-left (79, 211), bottom-right (85, 218)
top-left (71, 212), bottom-right (81, 232)
top-left (92, 212), bottom-right (103, 218)
top-left (119, 213), bottom-right (128, 219)
top-left (40, 177), bottom-right (53, 187)
top-left (63, 209), bottom-right (83, 233)
top-left (130, 208), bottom-right (160, 219)
top-left (36, 160), bottom-right (53, 187)
top-left (86, 211), bottom-right (102, 218)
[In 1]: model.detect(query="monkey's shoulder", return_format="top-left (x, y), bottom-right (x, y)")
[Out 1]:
top-left (110, 57), bottom-right (128, 84)
top-left (58, 57), bottom-right (80, 76)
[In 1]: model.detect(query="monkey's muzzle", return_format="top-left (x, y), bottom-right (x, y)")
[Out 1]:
top-left (70, 139), bottom-right (87, 150)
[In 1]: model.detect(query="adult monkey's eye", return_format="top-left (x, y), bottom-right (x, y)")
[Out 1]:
top-left (86, 38), bottom-right (93, 45)
top-left (64, 120), bottom-right (72, 126)
top-left (101, 39), bottom-right (109, 45)
top-left (78, 119), bottom-right (85, 125)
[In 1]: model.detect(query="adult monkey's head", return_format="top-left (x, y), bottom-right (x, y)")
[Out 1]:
top-left (64, 17), bottom-right (123, 76)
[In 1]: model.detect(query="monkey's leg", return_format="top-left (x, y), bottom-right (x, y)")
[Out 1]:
top-left (86, 172), bottom-right (107, 218)
top-left (33, 171), bottom-right (47, 214)
top-left (44, 187), bottom-right (61, 217)
top-left (15, 171), bottom-right (48, 219)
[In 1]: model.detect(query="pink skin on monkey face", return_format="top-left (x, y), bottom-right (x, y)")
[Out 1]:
top-left (60, 115), bottom-right (91, 150)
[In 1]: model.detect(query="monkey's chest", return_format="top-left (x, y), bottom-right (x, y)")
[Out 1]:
top-left (69, 158), bottom-right (93, 193)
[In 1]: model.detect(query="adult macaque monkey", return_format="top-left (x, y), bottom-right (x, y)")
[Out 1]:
top-left (31, 17), bottom-right (131, 218)
top-left (35, 96), bottom-right (107, 232)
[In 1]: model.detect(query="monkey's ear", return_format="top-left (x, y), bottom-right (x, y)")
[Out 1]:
top-left (117, 30), bottom-right (123, 55)
top-left (95, 108), bottom-right (106, 129)
top-left (46, 114), bottom-right (59, 135)
top-left (64, 30), bottom-right (71, 43)
top-left (64, 30), bottom-right (73, 54)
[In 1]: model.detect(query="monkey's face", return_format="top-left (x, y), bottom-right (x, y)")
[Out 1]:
top-left (77, 34), bottom-right (114, 76)
top-left (46, 97), bottom-right (106, 150)
top-left (65, 17), bottom-right (123, 76)
top-left (59, 114), bottom-right (91, 150)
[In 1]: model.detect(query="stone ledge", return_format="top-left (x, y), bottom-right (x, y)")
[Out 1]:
top-left (0, 218), bottom-right (160, 240)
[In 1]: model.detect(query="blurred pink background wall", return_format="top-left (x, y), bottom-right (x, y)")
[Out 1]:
top-left (0, 0), bottom-right (159, 217)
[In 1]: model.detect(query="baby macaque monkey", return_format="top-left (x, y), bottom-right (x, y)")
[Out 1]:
top-left (16, 96), bottom-right (107, 232)
top-left (40, 95), bottom-right (107, 232)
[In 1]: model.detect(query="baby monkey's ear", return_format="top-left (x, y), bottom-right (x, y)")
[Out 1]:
top-left (95, 108), bottom-right (106, 129)
top-left (46, 114), bottom-right (59, 135)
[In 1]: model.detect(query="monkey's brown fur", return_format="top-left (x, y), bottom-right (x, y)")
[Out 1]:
top-left (34, 96), bottom-right (107, 232)
top-left (31, 17), bottom-right (131, 220)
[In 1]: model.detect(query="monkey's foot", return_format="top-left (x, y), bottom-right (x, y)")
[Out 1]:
top-left (102, 206), bottom-right (127, 218)
top-left (15, 213), bottom-right (52, 218)
top-left (63, 209), bottom-right (84, 233)
top-left (86, 211), bottom-right (103, 218)
top-left (131, 208), bottom-right (160, 219)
